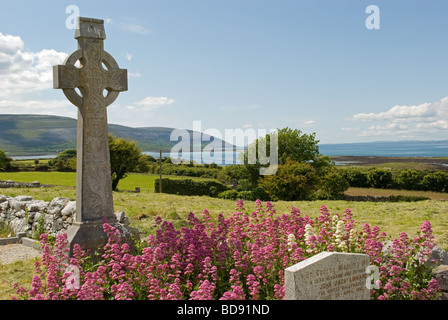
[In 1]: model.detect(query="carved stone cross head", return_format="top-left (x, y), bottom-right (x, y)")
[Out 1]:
top-left (53, 17), bottom-right (127, 110)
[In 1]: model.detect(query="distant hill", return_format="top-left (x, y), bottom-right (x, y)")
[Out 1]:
top-left (0, 114), bottom-right (234, 156)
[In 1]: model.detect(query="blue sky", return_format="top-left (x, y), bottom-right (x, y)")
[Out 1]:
top-left (1, 0), bottom-right (448, 145)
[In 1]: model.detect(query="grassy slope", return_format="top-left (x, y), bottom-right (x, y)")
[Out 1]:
top-left (1, 171), bottom-right (448, 299)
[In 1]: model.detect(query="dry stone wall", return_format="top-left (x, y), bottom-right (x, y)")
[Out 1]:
top-left (0, 180), bottom-right (52, 188)
top-left (0, 194), bottom-right (131, 240)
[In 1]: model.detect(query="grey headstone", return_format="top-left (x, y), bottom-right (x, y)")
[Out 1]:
top-left (285, 251), bottom-right (370, 300)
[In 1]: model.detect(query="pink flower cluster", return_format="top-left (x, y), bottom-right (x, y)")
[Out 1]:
top-left (12, 199), bottom-right (441, 300)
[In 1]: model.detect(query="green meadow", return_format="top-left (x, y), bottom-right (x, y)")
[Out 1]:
top-left (1, 171), bottom-right (448, 299)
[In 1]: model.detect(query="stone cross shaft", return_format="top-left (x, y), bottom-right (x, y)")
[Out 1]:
top-left (53, 17), bottom-right (127, 254)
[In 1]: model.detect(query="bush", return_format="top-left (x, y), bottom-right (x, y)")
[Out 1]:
top-left (12, 201), bottom-right (441, 300)
top-left (397, 170), bottom-right (422, 191)
top-left (315, 169), bottom-right (349, 200)
top-left (259, 160), bottom-right (319, 201)
top-left (422, 171), bottom-right (448, 193)
top-left (35, 164), bottom-right (50, 172)
top-left (342, 168), bottom-right (369, 188)
top-left (367, 169), bottom-right (393, 189)
top-left (155, 178), bottom-right (232, 197)
top-left (0, 149), bottom-right (12, 172)
top-left (236, 191), bottom-right (256, 201)
top-left (218, 189), bottom-right (238, 200)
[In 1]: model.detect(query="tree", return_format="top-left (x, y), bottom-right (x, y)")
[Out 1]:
top-left (49, 149), bottom-right (77, 172)
top-left (367, 169), bottom-right (393, 189)
top-left (260, 127), bottom-right (321, 165)
top-left (0, 149), bottom-right (12, 171)
top-left (259, 159), bottom-right (319, 201)
top-left (241, 127), bottom-right (327, 189)
top-left (109, 135), bottom-right (143, 191)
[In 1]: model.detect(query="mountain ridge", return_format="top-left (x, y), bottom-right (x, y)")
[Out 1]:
top-left (1, 114), bottom-right (447, 157)
top-left (0, 114), bottom-right (233, 156)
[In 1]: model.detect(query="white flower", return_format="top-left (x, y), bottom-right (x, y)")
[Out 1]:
top-left (304, 224), bottom-right (314, 243)
top-left (287, 233), bottom-right (296, 251)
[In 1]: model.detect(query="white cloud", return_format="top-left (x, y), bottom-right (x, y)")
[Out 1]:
top-left (304, 120), bottom-right (316, 125)
top-left (129, 96), bottom-right (175, 111)
top-left (353, 102), bottom-right (435, 121)
top-left (0, 99), bottom-right (75, 117)
top-left (0, 32), bottom-right (67, 97)
top-left (341, 127), bottom-right (359, 131)
top-left (125, 53), bottom-right (133, 61)
top-left (128, 72), bottom-right (141, 78)
top-left (351, 97), bottom-right (448, 138)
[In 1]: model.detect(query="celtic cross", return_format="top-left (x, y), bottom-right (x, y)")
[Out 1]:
top-left (53, 17), bottom-right (128, 255)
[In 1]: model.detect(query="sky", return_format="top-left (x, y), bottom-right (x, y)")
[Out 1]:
top-left (1, 0), bottom-right (448, 145)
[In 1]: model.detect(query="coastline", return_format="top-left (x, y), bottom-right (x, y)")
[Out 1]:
top-left (331, 155), bottom-right (448, 170)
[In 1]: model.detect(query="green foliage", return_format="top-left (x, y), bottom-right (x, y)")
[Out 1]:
top-left (52, 149), bottom-right (77, 162)
top-left (0, 149), bottom-right (12, 172)
top-left (49, 149), bottom-right (77, 172)
top-left (155, 178), bottom-right (232, 197)
top-left (397, 170), bottom-right (422, 191)
top-left (218, 189), bottom-right (238, 200)
top-left (245, 127), bottom-right (321, 166)
top-left (109, 135), bottom-right (143, 191)
top-left (259, 160), bottom-right (319, 201)
top-left (161, 163), bottom-right (220, 179)
top-left (342, 168), bottom-right (369, 188)
top-left (272, 127), bottom-right (320, 164)
top-left (315, 168), bottom-right (350, 200)
top-left (422, 171), bottom-right (448, 192)
top-left (367, 168), bottom-right (393, 189)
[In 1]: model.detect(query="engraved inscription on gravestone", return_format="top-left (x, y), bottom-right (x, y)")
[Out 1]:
top-left (53, 17), bottom-right (135, 256)
top-left (284, 252), bottom-right (371, 300)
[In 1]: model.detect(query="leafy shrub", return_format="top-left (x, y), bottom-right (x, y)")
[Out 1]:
top-left (218, 189), bottom-right (238, 200)
top-left (259, 160), bottom-right (319, 201)
top-left (236, 191), bottom-right (256, 201)
top-left (315, 169), bottom-right (349, 200)
top-left (12, 200), bottom-right (441, 300)
top-left (155, 178), bottom-right (232, 197)
top-left (422, 171), bottom-right (448, 193)
top-left (367, 169), bottom-right (393, 189)
top-left (397, 170), bottom-right (422, 191)
top-left (35, 164), bottom-right (51, 172)
top-left (342, 168), bottom-right (369, 188)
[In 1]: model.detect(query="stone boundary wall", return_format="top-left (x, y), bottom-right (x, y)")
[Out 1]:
top-left (0, 194), bottom-right (131, 240)
top-left (344, 195), bottom-right (390, 202)
top-left (0, 180), bottom-right (53, 188)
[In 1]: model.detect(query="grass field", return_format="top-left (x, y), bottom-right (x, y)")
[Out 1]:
top-left (1, 171), bottom-right (448, 299)
top-left (0, 171), bottom-right (213, 192)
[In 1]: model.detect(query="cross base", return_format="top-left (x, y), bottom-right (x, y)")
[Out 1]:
top-left (66, 219), bottom-right (139, 260)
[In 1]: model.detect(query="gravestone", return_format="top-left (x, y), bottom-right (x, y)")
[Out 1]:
top-left (53, 17), bottom-right (136, 256)
top-left (284, 252), bottom-right (370, 300)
